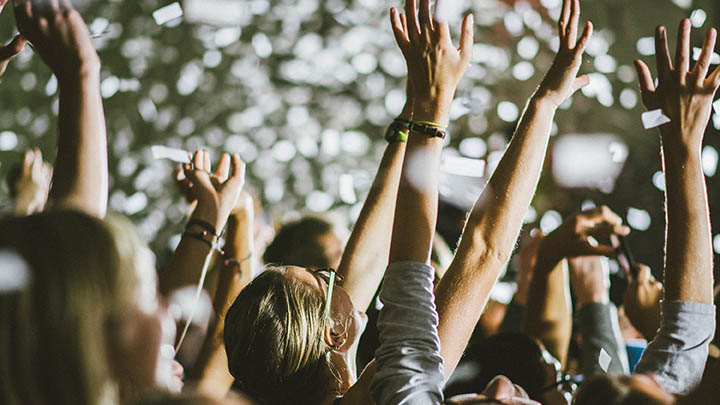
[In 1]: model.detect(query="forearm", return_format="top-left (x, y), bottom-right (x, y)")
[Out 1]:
top-left (435, 96), bottom-right (557, 377)
top-left (186, 213), bottom-right (252, 397)
top-left (51, 69), bottom-right (108, 217)
top-left (661, 143), bottom-right (713, 303)
top-left (187, 324), bottom-right (234, 398)
top-left (524, 258), bottom-right (572, 366)
top-left (388, 99), bottom-right (447, 264)
top-left (337, 140), bottom-right (406, 311)
top-left (577, 303), bottom-right (629, 375)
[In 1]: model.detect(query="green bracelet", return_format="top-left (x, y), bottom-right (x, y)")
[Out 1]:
top-left (385, 120), bottom-right (410, 143)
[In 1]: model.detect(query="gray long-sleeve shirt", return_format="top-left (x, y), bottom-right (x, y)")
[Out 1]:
top-left (633, 300), bottom-right (716, 395)
top-left (576, 302), bottom-right (630, 376)
top-left (371, 261), bottom-right (444, 405)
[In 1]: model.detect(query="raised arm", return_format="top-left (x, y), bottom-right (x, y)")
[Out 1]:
top-left (159, 150), bottom-right (245, 295)
top-left (335, 105), bottom-right (408, 312)
top-left (569, 255), bottom-right (629, 375)
top-left (187, 193), bottom-right (254, 398)
top-left (12, 148), bottom-right (52, 216)
top-left (632, 20), bottom-right (718, 394)
top-left (15, 0), bottom-right (108, 217)
top-left (635, 20), bottom-right (716, 305)
top-left (525, 207), bottom-right (629, 367)
top-left (369, 1), bottom-right (472, 402)
top-left (434, 0), bottom-right (593, 379)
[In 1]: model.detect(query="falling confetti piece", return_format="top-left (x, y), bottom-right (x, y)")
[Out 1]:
top-left (641, 109), bottom-right (671, 130)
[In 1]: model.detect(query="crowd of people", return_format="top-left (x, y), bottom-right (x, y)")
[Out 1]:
top-left (1, 0), bottom-right (719, 404)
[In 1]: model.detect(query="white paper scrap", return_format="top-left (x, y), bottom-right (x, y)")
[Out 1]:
top-left (441, 155), bottom-right (486, 178)
top-left (641, 109), bottom-right (671, 130)
top-left (713, 99), bottom-right (720, 116)
top-left (599, 348), bottom-right (612, 372)
top-left (151, 145), bottom-right (191, 164)
top-left (692, 47), bottom-right (720, 65)
top-left (153, 2), bottom-right (184, 26)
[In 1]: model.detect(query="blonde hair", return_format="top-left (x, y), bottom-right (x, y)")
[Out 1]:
top-left (224, 267), bottom-right (335, 404)
top-left (0, 210), bottom-right (141, 405)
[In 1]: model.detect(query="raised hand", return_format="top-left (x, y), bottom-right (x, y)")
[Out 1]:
top-left (538, 206), bottom-right (630, 268)
top-left (389, 0), bottom-right (473, 123)
top-left (635, 19), bottom-right (720, 150)
top-left (623, 264), bottom-right (663, 340)
top-left (568, 256), bottom-right (610, 308)
top-left (13, 148), bottom-right (52, 215)
top-left (0, 0), bottom-right (26, 76)
top-left (535, 0), bottom-right (593, 107)
top-left (182, 149), bottom-right (246, 233)
top-left (13, 0), bottom-right (100, 82)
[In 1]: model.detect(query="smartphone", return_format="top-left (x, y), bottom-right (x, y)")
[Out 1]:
top-left (611, 234), bottom-right (637, 279)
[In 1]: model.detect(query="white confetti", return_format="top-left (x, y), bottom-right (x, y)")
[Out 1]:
top-left (713, 99), bottom-right (720, 116)
top-left (692, 47), bottom-right (720, 65)
top-left (151, 145), bottom-right (192, 164)
top-left (152, 2), bottom-right (184, 26)
top-left (441, 155), bottom-right (486, 178)
top-left (641, 109), bottom-right (671, 130)
top-left (599, 348), bottom-right (612, 372)
top-left (0, 250), bottom-right (31, 293)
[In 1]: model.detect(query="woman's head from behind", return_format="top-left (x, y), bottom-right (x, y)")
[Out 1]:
top-left (224, 265), bottom-right (362, 404)
top-left (0, 210), bottom-right (173, 405)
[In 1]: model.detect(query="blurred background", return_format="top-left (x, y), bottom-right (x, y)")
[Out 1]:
top-left (0, 0), bottom-right (718, 279)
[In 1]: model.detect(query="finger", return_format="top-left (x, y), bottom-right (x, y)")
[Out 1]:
top-left (709, 63), bottom-right (720, 89)
top-left (655, 25), bottom-right (674, 80)
top-left (581, 205), bottom-right (623, 227)
top-left (390, 8), bottom-right (409, 47)
top-left (435, 21), bottom-right (452, 45)
top-left (182, 163), bottom-right (197, 183)
top-left (571, 74), bottom-right (590, 93)
top-left (558, 0), bottom-right (572, 42)
top-left (202, 149), bottom-right (211, 172)
top-left (458, 14), bottom-right (474, 64)
top-left (215, 153), bottom-right (230, 182)
top-left (404, 0), bottom-right (420, 38)
top-left (173, 167), bottom-right (184, 181)
top-left (192, 150), bottom-right (203, 170)
top-left (694, 28), bottom-right (718, 82)
top-left (230, 154), bottom-right (246, 181)
top-left (0, 34), bottom-right (27, 59)
top-left (635, 264), bottom-right (652, 284)
top-left (418, 0), bottom-right (432, 32)
top-left (573, 21), bottom-right (593, 54)
top-left (580, 243), bottom-right (617, 258)
top-left (48, 0), bottom-right (60, 12)
top-left (634, 59), bottom-right (656, 94)
top-left (566, 0), bottom-right (580, 48)
top-left (58, 0), bottom-right (71, 10)
top-left (22, 149), bottom-right (32, 175)
top-left (675, 19), bottom-right (691, 81)
top-left (0, 0), bottom-right (6, 14)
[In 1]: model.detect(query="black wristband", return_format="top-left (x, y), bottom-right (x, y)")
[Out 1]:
top-left (186, 218), bottom-right (219, 237)
top-left (182, 231), bottom-right (215, 250)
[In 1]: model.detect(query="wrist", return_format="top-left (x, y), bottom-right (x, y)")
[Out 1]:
top-left (412, 94), bottom-right (453, 124)
top-left (191, 203), bottom-right (224, 232)
top-left (57, 61), bottom-right (101, 87)
top-left (576, 293), bottom-right (609, 308)
top-left (528, 93), bottom-right (560, 112)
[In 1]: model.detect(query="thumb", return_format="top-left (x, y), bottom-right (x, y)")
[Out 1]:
top-left (0, 34), bottom-right (27, 59)
top-left (457, 14), bottom-right (474, 64)
top-left (571, 74), bottom-right (590, 93)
